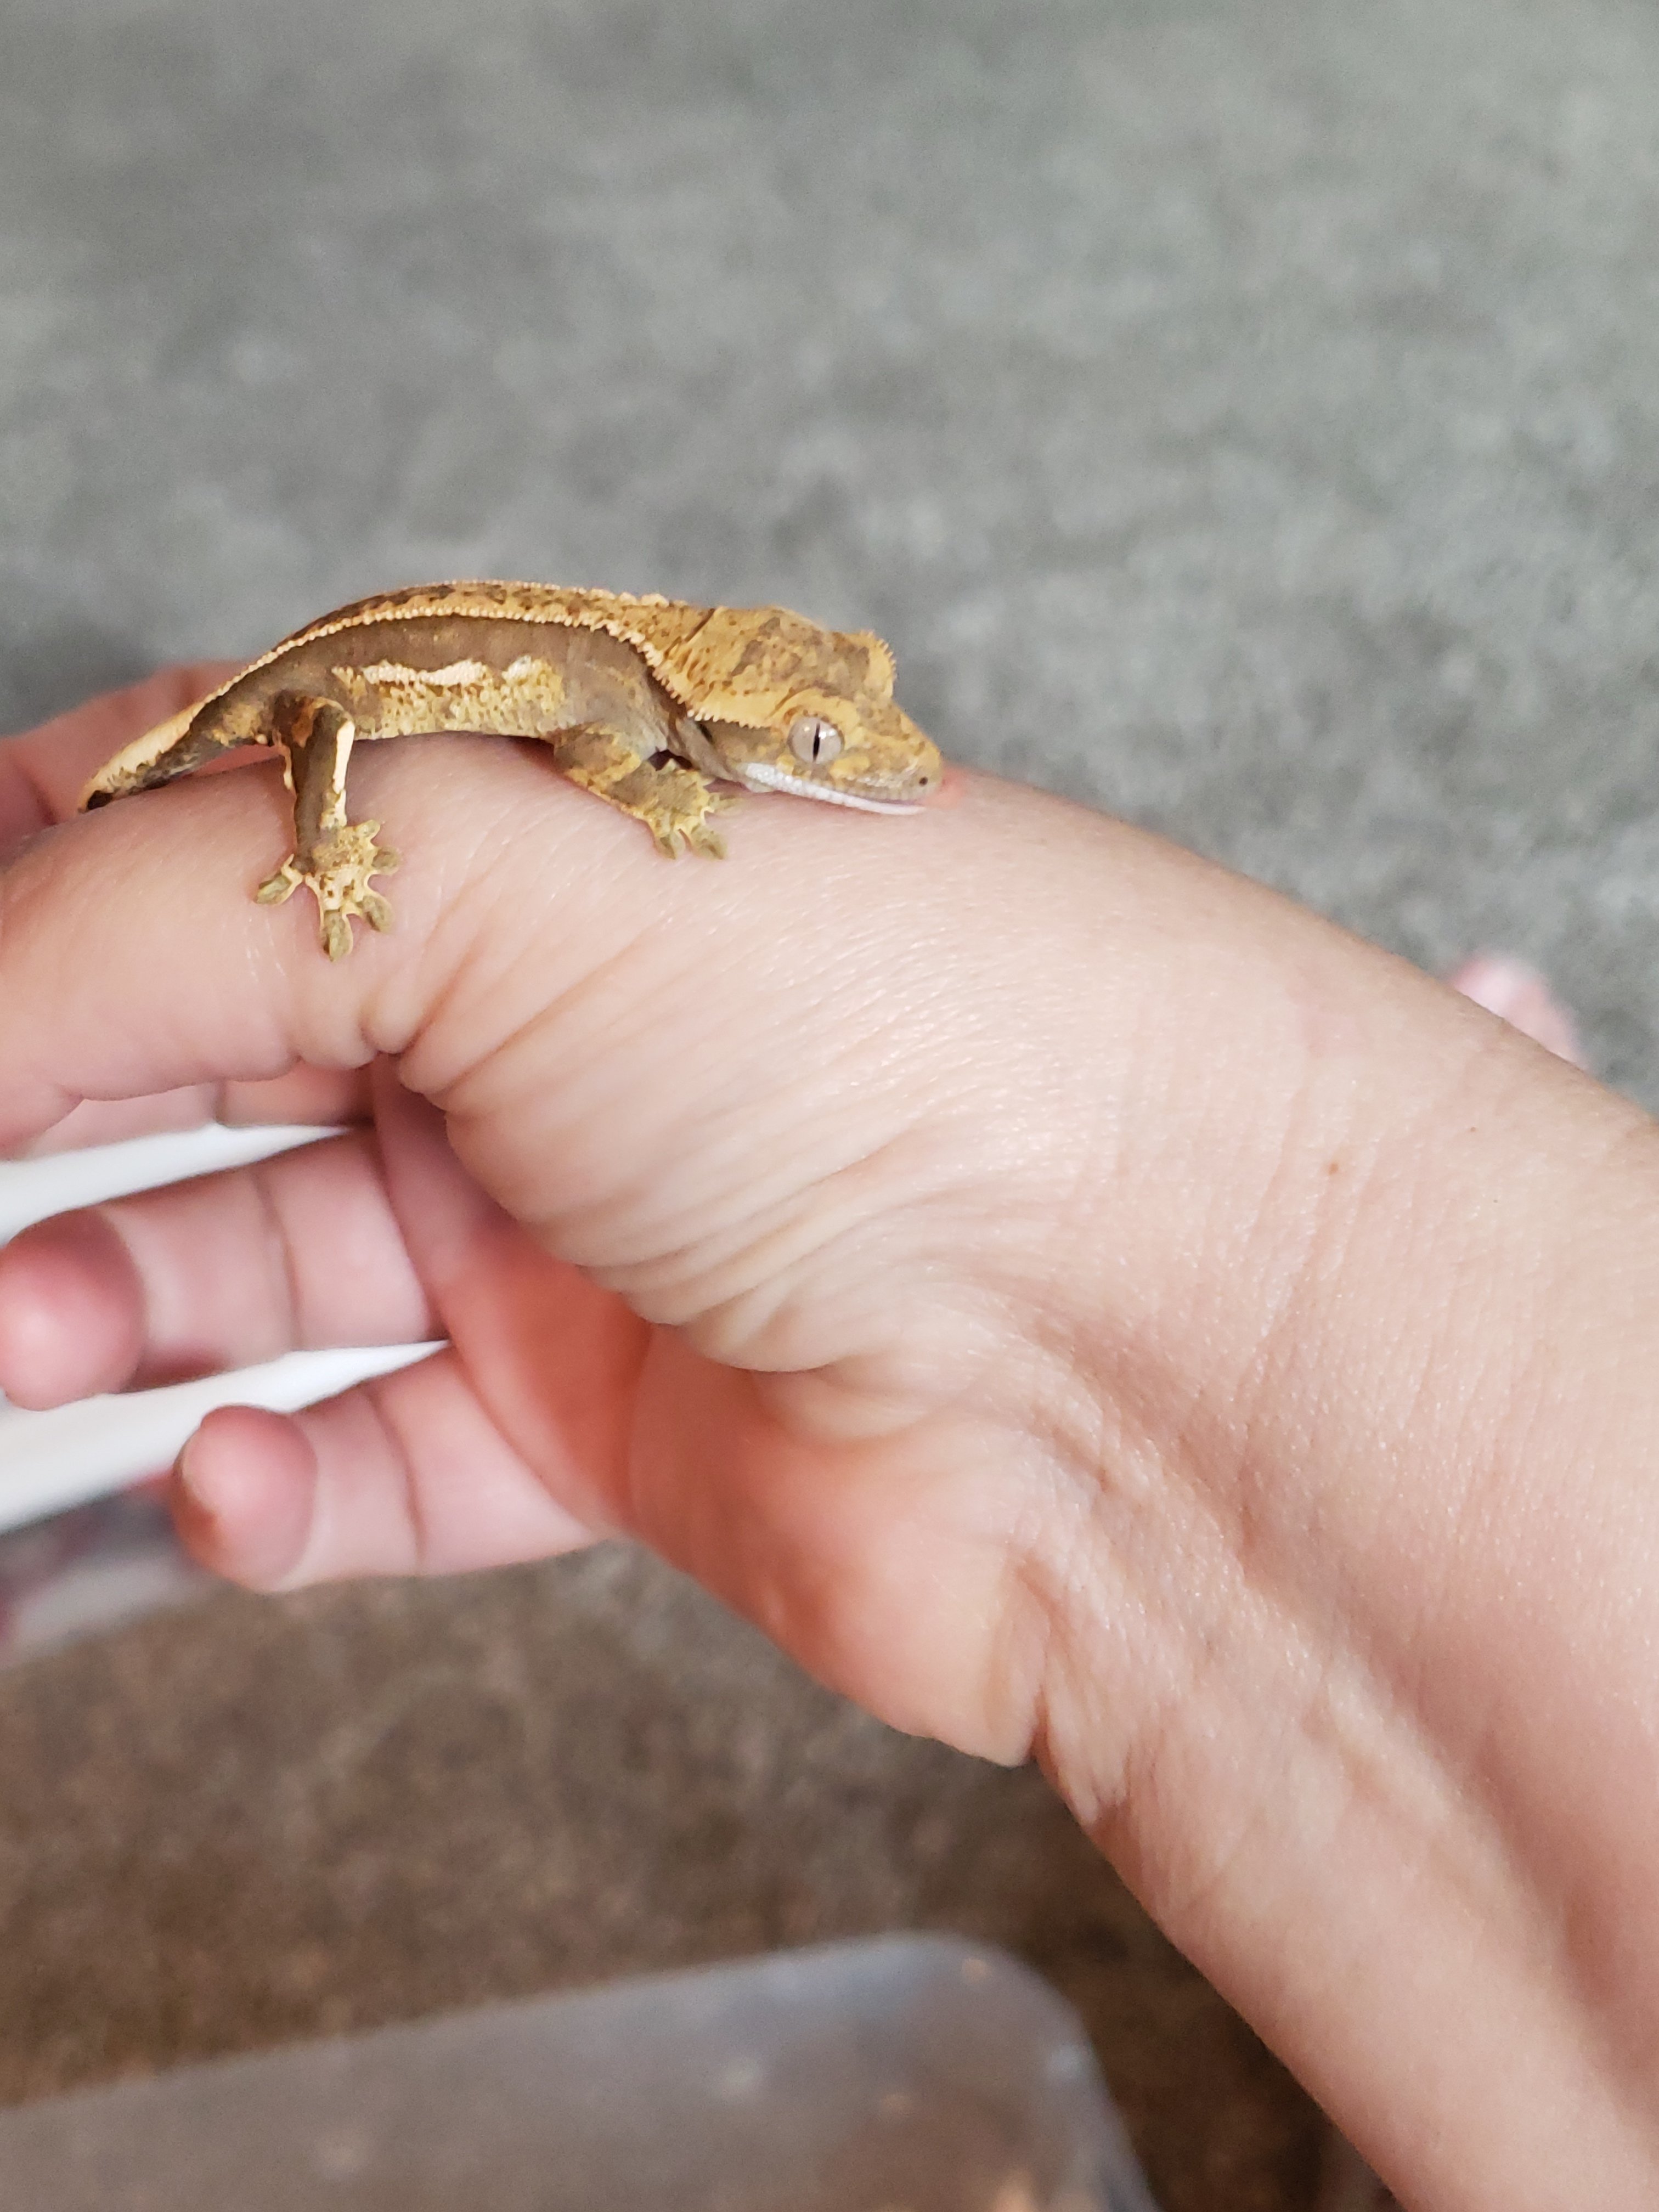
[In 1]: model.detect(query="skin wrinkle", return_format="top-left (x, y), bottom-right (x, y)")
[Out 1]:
top-left (1215, 1035), bottom-right (1479, 1574)
top-left (1055, 1493), bottom-right (1209, 1846)
top-left (1137, 1630), bottom-right (1322, 1936)
top-left (1114, 1532), bottom-right (1531, 2024)
top-left (446, 990), bottom-right (958, 1324)
top-left (659, 1124), bottom-right (1008, 1370)
top-left (639, 1201), bottom-right (879, 1368)
top-left (612, 1079), bottom-right (920, 1268)
top-left (416, 938), bottom-right (633, 1129)
top-left (407, 893), bottom-right (696, 1184)
top-left (270, 1411), bottom-right (343, 1592)
top-left (247, 1148), bottom-right (311, 1358)
top-left (288, 1130), bottom-right (436, 1352)
top-left (365, 1363), bottom-right (441, 1580)
top-left (1050, 1019), bottom-right (1550, 1944)
top-left (91, 1207), bottom-right (178, 1392)
top-left (1002, 1412), bottom-right (1127, 1798)
top-left (938, 1432), bottom-right (1054, 1760)
top-left (1041, 949), bottom-right (1328, 1474)
top-left (1014, 1306), bottom-right (1239, 1833)
top-left (279, 1389), bottom-right (397, 1588)
top-left (1197, 1402), bottom-right (1471, 1892)
top-left (399, 749), bottom-right (757, 1115)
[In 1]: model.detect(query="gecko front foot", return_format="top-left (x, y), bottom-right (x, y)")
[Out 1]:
top-left (256, 820), bottom-right (400, 962)
top-left (553, 731), bottom-right (737, 858)
top-left (642, 765), bottom-right (737, 859)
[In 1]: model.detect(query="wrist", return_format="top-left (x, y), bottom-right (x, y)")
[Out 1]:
top-left (997, 827), bottom-right (1659, 2203)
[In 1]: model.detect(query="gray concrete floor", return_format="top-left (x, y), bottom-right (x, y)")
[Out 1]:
top-left (2, 1), bottom-right (1656, 2205)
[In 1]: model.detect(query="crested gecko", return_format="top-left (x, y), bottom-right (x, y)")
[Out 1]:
top-left (80, 581), bottom-right (944, 960)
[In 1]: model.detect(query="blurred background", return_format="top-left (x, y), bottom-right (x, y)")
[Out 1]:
top-left (2, 1), bottom-right (1656, 2206)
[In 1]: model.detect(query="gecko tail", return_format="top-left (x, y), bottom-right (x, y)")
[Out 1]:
top-left (78, 701), bottom-right (234, 811)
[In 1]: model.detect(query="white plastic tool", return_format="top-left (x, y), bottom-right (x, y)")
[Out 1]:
top-left (0, 1127), bottom-right (433, 1534)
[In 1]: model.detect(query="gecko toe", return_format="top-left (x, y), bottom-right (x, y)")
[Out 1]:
top-left (255, 861), bottom-right (303, 907)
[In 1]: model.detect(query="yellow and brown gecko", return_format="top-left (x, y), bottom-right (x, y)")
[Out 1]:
top-left (80, 580), bottom-right (944, 960)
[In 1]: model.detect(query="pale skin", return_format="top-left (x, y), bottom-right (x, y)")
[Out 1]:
top-left (3, 668), bottom-right (1659, 2210)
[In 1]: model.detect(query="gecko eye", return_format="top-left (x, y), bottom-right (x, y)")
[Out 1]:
top-left (788, 713), bottom-right (843, 766)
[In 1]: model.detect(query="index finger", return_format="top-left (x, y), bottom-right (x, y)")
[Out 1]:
top-left (1, 662), bottom-right (242, 848)
top-left (0, 720), bottom-right (695, 1155)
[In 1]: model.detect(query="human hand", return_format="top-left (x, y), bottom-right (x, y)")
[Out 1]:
top-left (4, 668), bottom-right (1659, 2208)
top-left (1, 661), bottom-right (1208, 1765)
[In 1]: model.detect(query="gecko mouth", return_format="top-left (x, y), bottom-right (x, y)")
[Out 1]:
top-left (736, 763), bottom-right (921, 812)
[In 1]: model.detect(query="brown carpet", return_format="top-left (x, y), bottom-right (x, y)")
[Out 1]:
top-left (0, 1547), bottom-right (1321, 2210)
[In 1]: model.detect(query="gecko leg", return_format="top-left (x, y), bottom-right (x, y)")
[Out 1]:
top-left (549, 726), bottom-right (736, 857)
top-left (255, 694), bottom-right (400, 961)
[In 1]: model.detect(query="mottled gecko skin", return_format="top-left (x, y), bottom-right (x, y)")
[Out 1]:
top-left (80, 581), bottom-right (944, 960)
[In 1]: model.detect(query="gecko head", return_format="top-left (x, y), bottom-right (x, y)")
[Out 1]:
top-left (703, 687), bottom-right (943, 814)
top-left (673, 608), bottom-right (943, 813)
